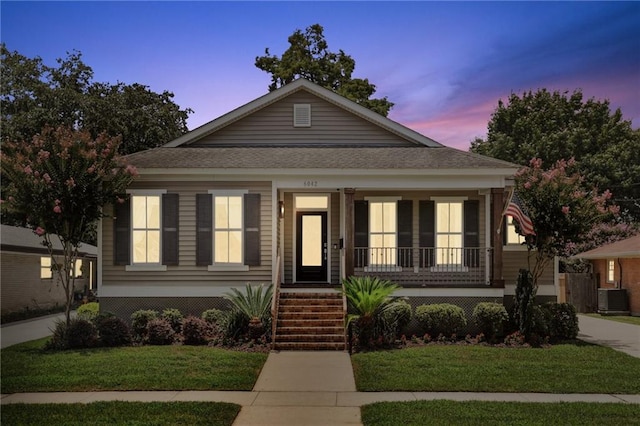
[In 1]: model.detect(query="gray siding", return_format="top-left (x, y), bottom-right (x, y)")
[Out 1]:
top-left (503, 250), bottom-right (555, 288)
top-left (191, 91), bottom-right (416, 147)
top-left (101, 181), bottom-right (273, 289)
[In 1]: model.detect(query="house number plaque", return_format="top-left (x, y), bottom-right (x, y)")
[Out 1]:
top-left (303, 180), bottom-right (318, 187)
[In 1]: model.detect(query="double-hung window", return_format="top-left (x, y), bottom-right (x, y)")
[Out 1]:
top-left (132, 195), bottom-right (161, 264)
top-left (607, 260), bottom-right (615, 283)
top-left (40, 257), bottom-right (53, 279)
top-left (506, 216), bottom-right (525, 245)
top-left (213, 194), bottom-right (243, 265)
top-left (369, 201), bottom-right (397, 266)
top-left (435, 201), bottom-right (463, 266)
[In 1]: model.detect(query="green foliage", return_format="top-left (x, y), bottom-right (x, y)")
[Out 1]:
top-left (146, 318), bottom-right (175, 345)
top-left (380, 300), bottom-right (413, 336)
top-left (131, 309), bottom-right (159, 342)
top-left (544, 302), bottom-right (579, 342)
top-left (46, 318), bottom-right (98, 350)
top-left (182, 316), bottom-right (211, 346)
top-left (95, 316), bottom-right (132, 347)
top-left (415, 303), bottom-right (467, 337)
top-left (472, 302), bottom-right (509, 341)
top-left (255, 24), bottom-right (394, 116)
top-left (514, 269), bottom-right (536, 339)
top-left (77, 302), bottom-right (100, 322)
top-left (202, 308), bottom-right (225, 325)
top-left (343, 276), bottom-right (399, 347)
top-left (161, 308), bottom-right (184, 334)
top-left (470, 88), bottom-right (640, 220)
top-left (224, 284), bottom-right (273, 339)
top-left (221, 309), bottom-right (250, 341)
top-left (1, 44), bottom-right (192, 154)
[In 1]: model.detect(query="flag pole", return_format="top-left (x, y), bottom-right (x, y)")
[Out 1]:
top-left (497, 187), bottom-right (515, 234)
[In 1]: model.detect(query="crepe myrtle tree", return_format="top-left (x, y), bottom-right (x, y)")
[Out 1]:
top-left (1, 126), bottom-right (137, 326)
top-left (515, 157), bottom-right (620, 291)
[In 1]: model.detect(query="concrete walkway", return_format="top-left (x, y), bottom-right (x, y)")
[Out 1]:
top-left (1, 311), bottom-right (73, 349)
top-left (577, 314), bottom-right (640, 358)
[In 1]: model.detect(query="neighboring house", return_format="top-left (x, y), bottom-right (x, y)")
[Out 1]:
top-left (99, 79), bottom-right (557, 334)
top-left (574, 234), bottom-right (640, 316)
top-left (1, 225), bottom-right (97, 315)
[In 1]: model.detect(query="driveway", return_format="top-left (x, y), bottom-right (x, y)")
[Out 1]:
top-left (577, 314), bottom-right (640, 358)
top-left (1, 312), bottom-right (73, 348)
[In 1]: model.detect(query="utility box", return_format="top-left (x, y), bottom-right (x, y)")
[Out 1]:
top-left (598, 288), bottom-right (629, 314)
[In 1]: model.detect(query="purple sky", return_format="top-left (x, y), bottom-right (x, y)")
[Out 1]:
top-left (2, 1), bottom-right (639, 151)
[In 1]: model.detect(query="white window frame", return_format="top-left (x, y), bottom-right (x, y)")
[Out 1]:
top-left (365, 196), bottom-right (401, 272)
top-left (431, 196), bottom-right (467, 272)
top-left (208, 190), bottom-right (249, 272)
top-left (126, 189), bottom-right (167, 272)
top-left (607, 259), bottom-right (615, 283)
top-left (504, 215), bottom-right (527, 250)
top-left (71, 259), bottom-right (83, 278)
top-left (40, 256), bottom-right (53, 279)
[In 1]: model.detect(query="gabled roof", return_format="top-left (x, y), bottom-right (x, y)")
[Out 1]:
top-left (0, 225), bottom-right (97, 256)
top-left (163, 78), bottom-right (443, 148)
top-left (574, 234), bottom-right (640, 259)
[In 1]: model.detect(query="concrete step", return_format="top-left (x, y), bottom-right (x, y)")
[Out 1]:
top-left (273, 341), bottom-right (346, 351)
top-left (275, 333), bottom-right (345, 343)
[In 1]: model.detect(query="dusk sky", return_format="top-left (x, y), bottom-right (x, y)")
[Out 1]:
top-left (2, 1), bottom-right (639, 151)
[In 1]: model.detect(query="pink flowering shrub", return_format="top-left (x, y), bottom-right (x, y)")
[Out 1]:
top-left (1, 126), bottom-right (136, 326)
top-left (515, 157), bottom-right (621, 287)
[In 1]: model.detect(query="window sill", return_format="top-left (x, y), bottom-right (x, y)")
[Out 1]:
top-left (208, 264), bottom-right (250, 272)
top-left (126, 264), bottom-right (168, 272)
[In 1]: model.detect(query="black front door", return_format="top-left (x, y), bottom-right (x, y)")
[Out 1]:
top-left (296, 211), bottom-right (328, 282)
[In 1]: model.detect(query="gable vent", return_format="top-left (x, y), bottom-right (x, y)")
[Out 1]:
top-left (293, 104), bottom-right (311, 127)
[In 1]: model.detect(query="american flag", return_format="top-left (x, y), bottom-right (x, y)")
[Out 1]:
top-left (504, 191), bottom-right (536, 236)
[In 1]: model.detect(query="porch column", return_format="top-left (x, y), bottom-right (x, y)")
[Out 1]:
top-left (344, 188), bottom-right (355, 278)
top-left (491, 188), bottom-right (505, 288)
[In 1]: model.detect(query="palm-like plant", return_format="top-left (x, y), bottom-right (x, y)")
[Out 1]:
top-left (224, 283), bottom-right (273, 339)
top-left (342, 276), bottom-right (399, 346)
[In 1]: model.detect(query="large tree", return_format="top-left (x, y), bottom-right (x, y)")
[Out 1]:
top-left (1, 127), bottom-right (136, 326)
top-left (255, 24), bottom-right (394, 116)
top-left (470, 89), bottom-right (640, 220)
top-left (1, 44), bottom-right (192, 155)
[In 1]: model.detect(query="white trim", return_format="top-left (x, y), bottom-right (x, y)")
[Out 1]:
top-left (125, 264), bottom-right (167, 272)
top-left (484, 192), bottom-right (491, 285)
top-left (394, 288), bottom-right (504, 298)
top-left (208, 189), bottom-right (248, 267)
top-left (364, 196), bottom-right (402, 202)
top-left (292, 192), bottom-right (332, 283)
top-left (207, 189), bottom-right (249, 196)
top-left (272, 184), bottom-right (279, 285)
top-left (430, 196), bottom-right (469, 201)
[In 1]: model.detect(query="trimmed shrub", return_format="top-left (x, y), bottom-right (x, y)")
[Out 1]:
top-left (202, 308), bottom-right (225, 326)
top-left (146, 318), bottom-right (175, 345)
top-left (472, 302), bottom-right (509, 341)
top-left (544, 302), bottom-right (579, 341)
top-left (222, 309), bottom-right (249, 340)
top-left (415, 303), bottom-right (467, 337)
top-left (131, 309), bottom-right (159, 342)
top-left (529, 305), bottom-right (551, 345)
top-left (77, 302), bottom-right (100, 323)
top-left (182, 316), bottom-right (211, 345)
top-left (67, 318), bottom-right (99, 349)
top-left (161, 308), bottom-right (184, 334)
top-left (96, 316), bottom-right (132, 347)
top-left (381, 300), bottom-right (412, 336)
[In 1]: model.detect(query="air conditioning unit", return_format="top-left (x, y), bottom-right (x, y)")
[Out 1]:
top-left (598, 289), bottom-right (629, 314)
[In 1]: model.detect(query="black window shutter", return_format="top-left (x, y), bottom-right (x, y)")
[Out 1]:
top-left (464, 200), bottom-right (480, 267)
top-left (244, 193), bottom-right (261, 266)
top-left (196, 194), bottom-right (212, 266)
top-left (419, 200), bottom-right (435, 267)
top-left (354, 200), bottom-right (369, 267)
top-left (162, 193), bottom-right (179, 266)
top-left (114, 198), bottom-right (131, 265)
top-left (397, 200), bottom-right (413, 267)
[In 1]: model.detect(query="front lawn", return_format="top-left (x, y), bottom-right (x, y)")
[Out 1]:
top-left (361, 401), bottom-right (640, 426)
top-left (1, 338), bottom-right (267, 393)
top-left (1, 401), bottom-right (240, 426)
top-left (352, 343), bottom-right (640, 393)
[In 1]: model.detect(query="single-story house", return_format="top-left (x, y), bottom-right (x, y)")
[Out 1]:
top-left (1, 225), bottom-right (97, 315)
top-left (99, 78), bottom-right (557, 348)
top-left (574, 234), bottom-right (640, 316)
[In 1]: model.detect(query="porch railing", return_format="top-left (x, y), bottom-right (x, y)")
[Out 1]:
top-left (353, 247), bottom-right (492, 286)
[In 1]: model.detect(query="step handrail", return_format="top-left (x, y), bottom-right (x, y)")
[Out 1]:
top-left (271, 250), bottom-right (282, 349)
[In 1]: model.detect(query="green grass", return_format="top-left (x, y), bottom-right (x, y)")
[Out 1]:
top-left (0, 401), bottom-right (240, 426)
top-left (352, 343), bottom-right (640, 393)
top-left (361, 401), bottom-right (640, 426)
top-left (584, 313), bottom-right (640, 326)
top-left (1, 338), bottom-right (267, 393)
